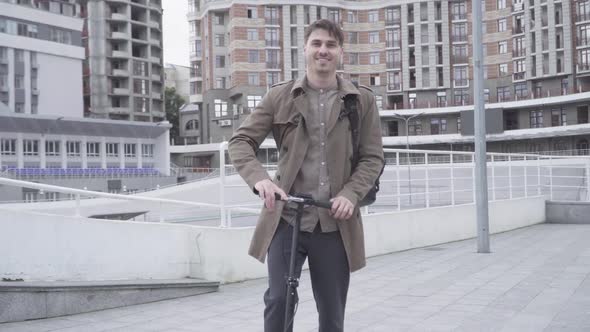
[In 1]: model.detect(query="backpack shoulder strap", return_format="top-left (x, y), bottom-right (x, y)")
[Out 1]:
top-left (344, 94), bottom-right (360, 170)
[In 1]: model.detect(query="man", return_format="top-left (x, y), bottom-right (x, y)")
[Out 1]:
top-left (228, 19), bottom-right (384, 332)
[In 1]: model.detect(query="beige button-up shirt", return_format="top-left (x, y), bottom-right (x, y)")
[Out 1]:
top-left (282, 78), bottom-right (340, 233)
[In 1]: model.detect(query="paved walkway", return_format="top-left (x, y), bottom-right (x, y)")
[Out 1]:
top-left (2, 223), bottom-right (590, 332)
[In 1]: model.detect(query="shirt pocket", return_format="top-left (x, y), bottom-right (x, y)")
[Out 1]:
top-left (272, 112), bottom-right (301, 150)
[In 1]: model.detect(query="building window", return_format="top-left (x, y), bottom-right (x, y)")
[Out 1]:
top-left (215, 77), bottom-right (226, 89)
top-left (124, 143), bottom-right (136, 157)
top-left (453, 67), bottom-right (468, 87)
top-left (265, 6), bottom-right (279, 24)
top-left (185, 119), bottom-right (199, 130)
top-left (497, 0), bottom-right (506, 10)
top-left (45, 140), bottom-right (60, 156)
top-left (214, 99), bottom-right (228, 117)
top-left (498, 63), bottom-right (508, 76)
top-left (349, 53), bottom-right (359, 65)
top-left (214, 34), bottom-right (225, 47)
top-left (551, 108), bottom-right (567, 126)
top-left (348, 10), bottom-right (358, 23)
top-left (267, 72), bottom-right (279, 88)
top-left (430, 118), bottom-right (447, 135)
top-left (328, 8), bottom-right (340, 23)
top-left (1, 138), bottom-right (16, 155)
top-left (23, 139), bottom-right (39, 156)
top-left (248, 72), bottom-right (259, 86)
top-left (368, 10), bottom-right (379, 23)
top-left (106, 143), bottom-right (119, 157)
top-left (247, 95), bottom-right (262, 111)
top-left (247, 7), bottom-right (257, 19)
top-left (369, 31), bottom-right (379, 44)
top-left (214, 13), bottom-right (224, 25)
top-left (375, 95), bottom-right (383, 110)
top-left (497, 18), bottom-right (506, 32)
top-left (215, 55), bottom-right (225, 68)
top-left (370, 74), bottom-right (380, 86)
top-left (457, 116), bottom-right (462, 132)
top-left (530, 110), bottom-right (543, 128)
top-left (248, 50), bottom-right (259, 63)
top-left (265, 28), bottom-right (279, 47)
top-left (497, 86), bottom-right (511, 102)
top-left (247, 28), bottom-right (258, 41)
top-left (67, 141), bottom-right (80, 157)
top-left (14, 75), bottom-right (24, 89)
top-left (498, 41), bottom-right (507, 54)
top-left (87, 142), bottom-right (100, 157)
top-left (505, 110), bottom-right (518, 130)
top-left (454, 89), bottom-right (469, 105)
top-left (348, 31), bottom-right (358, 44)
top-left (142, 144), bottom-right (154, 158)
top-left (408, 119), bottom-right (422, 135)
top-left (369, 53), bottom-right (380, 65)
top-left (514, 82), bottom-right (528, 98)
top-left (15, 103), bottom-right (24, 113)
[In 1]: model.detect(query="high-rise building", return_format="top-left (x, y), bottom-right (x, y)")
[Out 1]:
top-left (0, 0), bottom-right (84, 117)
top-left (81, 0), bottom-right (165, 122)
top-left (184, 0), bottom-right (590, 155)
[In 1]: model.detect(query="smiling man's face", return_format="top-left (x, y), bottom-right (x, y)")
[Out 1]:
top-left (304, 29), bottom-right (343, 76)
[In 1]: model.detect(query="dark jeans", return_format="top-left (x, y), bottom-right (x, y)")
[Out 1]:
top-left (264, 220), bottom-right (350, 332)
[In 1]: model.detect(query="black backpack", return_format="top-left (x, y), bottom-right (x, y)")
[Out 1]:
top-left (342, 93), bottom-right (384, 207)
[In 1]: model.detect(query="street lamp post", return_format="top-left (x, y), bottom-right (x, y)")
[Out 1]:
top-left (392, 112), bottom-right (424, 207)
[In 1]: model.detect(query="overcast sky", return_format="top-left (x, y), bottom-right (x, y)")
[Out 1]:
top-left (162, 0), bottom-right (189, 66)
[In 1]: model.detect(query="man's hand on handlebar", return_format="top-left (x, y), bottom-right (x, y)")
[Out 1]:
top-left (329, 196), bottom-right (354, 220)
top-left (254, 179), bottom-right (287, 210)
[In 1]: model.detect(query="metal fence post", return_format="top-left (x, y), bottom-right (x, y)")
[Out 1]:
top-left (396, 151), bottom-right (401, 210)
top-left (219, 141), bottom-right (227, 227)
top-left (450, 152), bottom-right (455, 206)
top-left (524, 156), bottom-right (528, 198)
top-left (537, 155), bottom-right (542, 196)
top-left (491, 155), bottom-right (496, 201)
top-left (549, 155), bottom-right (554, 201)
top-left (472, 154), bottom-right (476, 204)
top-left (425, 152), bottom-right (430, 208)
top-left (508, 155), bottom-right (513, 199)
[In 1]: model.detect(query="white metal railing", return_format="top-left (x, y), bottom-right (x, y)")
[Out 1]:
top-left (217, 147), bottom-right (590, 223)
top-left (2, 146), bottom-right (589, 228)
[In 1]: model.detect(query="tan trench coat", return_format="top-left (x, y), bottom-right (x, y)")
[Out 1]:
top-left (228, 76), bottom-right (384, 272)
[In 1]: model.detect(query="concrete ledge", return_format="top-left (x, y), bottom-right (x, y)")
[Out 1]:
top-left (0, 278), bottom-right (219, 323)
top-left (546, 201), bottom-right (590, 224)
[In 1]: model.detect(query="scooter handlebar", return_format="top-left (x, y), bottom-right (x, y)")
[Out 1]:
top-left (273, 193), bottom-right (332, 210)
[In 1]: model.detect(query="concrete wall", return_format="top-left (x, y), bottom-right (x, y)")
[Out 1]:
top-left (546, 201), bottom-right (590, 224)
top-left (0, 196), bottom-right (546, 284)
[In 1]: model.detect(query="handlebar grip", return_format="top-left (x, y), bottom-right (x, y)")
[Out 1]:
top-left (312, 200), bottom-right (333, 210)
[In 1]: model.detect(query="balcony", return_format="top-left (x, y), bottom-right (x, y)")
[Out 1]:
top-left (111, 50), bottom-right (129, 58)
top-left (513, 72), bottom-right (526, 81)
top-left (112, 88), bottom-right (130, 95)
top-left (111, 31), bottom-right (127, 39)
top-left (387, 83), bottom-right (401, 91)
top-left (385, 18), bottom-right (401, 26)
top-left (265, 17), bottom-right (279, 25)
top-left (577, 63), bottom-right (590, 72)
top-left (451, 35), bottom-right (467, 42)
top-left (453, 55), bottom-right (468, 63)
top-left (151, 92), bottom-right (161, 99)
top-left (454, 79), bottom-right (468, 87)
top-left (190, 69), bottom-right (202, 77)
top-left (578, 37), bottom-right (590, 47)
top-left (148, 21), bottom-right (160, 29)
top-left (112, 69), bottom-right (129, 76)
top-left (150, 56), bottom-right (161, 63)
top-left (512, 26), bottom-right (524, 34)
top-left (577, 13), bottom-right (590, 22)
top-left (513, 49), bottom-right (526, 57)
top-left (386, 40), bottom-right (400, 48)
top-left (386, 61), bottom-right (401, 69)
top-left (452, 13), bottom-right (467, 21)
top-left (265, 40), bottom-right (279, 47)
top-left (151, 73), bottom-right (161, 81)
top-left (266, 62), bottom-right (280, 69)
top-left (110, 13), bottom-right (128, 21)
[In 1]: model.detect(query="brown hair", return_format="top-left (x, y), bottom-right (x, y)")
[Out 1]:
top-left (303, 19), bottom-right (344, 47)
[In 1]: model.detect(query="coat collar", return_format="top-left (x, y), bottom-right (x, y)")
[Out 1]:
top-left (291, 75), bottom-right (361, 99)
